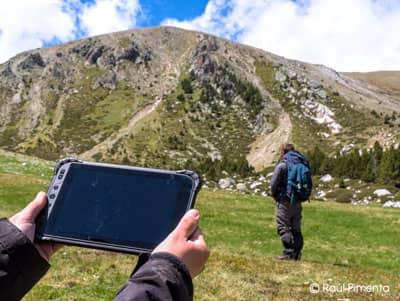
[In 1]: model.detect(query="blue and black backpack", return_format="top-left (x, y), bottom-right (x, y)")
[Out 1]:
top-left (284, 151), bottom-right (313, 204)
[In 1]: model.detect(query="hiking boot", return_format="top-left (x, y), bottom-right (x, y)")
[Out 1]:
top-left (274, 254), bottom-right (293, 260)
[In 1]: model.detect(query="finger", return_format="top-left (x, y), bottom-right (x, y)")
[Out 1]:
top-left (52, 243), bottom-right (64, 253)
top-left (188, 227), bottom-right (202, 241)
top-left (21, 191), bottom-right (47, 221)
top-left (174, 209), bottom-right (200, 239)
top-left (189, 227), bottom-right (207, 247)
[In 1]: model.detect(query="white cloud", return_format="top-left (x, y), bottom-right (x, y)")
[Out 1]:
top-left (163, 0), bottom-right (400, 72)
top-left (0, 0), bottom-right (142, 63)
top-left (80, 0), bottom-right (141, 36)
top-left (0, 0), bottom-right (76, 63)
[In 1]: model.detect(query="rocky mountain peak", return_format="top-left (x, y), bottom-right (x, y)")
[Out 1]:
top-left (0, 26), bottom-right (398, 174)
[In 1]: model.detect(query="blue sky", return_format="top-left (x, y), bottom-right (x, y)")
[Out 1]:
top-left (1, 0), bottom-right (400, 71)
top-left (139, 0), bottom-right (209, 26)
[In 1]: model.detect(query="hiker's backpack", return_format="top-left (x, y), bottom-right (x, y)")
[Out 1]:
top-left (284, 151), bottom-right (313, 204)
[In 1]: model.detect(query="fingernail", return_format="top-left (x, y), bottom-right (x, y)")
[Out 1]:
top-left (37, 191), bottom-right (45, 198)
top-left (192, 210), bottom-right (200, 220)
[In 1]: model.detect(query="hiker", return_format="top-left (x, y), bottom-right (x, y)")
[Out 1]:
top-left (0, 192), bottom-right (209, 301)
top-left (270, 143), bottom-right (312, 260)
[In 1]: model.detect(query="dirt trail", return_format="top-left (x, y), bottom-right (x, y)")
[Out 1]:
top-left (247, 112), bottom-right (291, 171)
top-left (80, 98), bottom-right (162, 159)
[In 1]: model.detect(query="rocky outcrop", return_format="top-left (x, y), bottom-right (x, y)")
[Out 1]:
top-left (18, 53), bottom-right (46, 70)
top-left (71, 39), bottom-right (152, 68)
top-left (115, 43), bottom-right (151, 64)
top-left (92, 70), bottom-right (117, 90)
top-left (190, 36), bottom-right (218, 81)
top-left (72, 41), bottom-right (107, 65)
top-left (273, 64), bottom-right (343, 134)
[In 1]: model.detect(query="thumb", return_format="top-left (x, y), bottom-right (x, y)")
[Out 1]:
top-left (174, 209), bottom-right (200, 239)
top-left (21, 191), bottom-right (47, 221)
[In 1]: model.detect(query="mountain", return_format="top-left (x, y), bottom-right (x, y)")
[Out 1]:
top-left (343, 71), bottom-right (400, 100)
top-left (0, 26), bottom-right (399, 175)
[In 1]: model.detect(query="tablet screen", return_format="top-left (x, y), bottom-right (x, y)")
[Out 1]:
top-left (43, 163), bottom-right (194, 250)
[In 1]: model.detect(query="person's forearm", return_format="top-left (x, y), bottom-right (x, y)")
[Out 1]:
top-left (0, 218), bottom-right (50, 301)
top-left (114, 252), bottom-right (193, 301)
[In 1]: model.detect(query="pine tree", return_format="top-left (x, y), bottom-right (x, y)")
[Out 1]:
top-left (377, 146), bottom-right (396, 185)
top-left (361, 150), bottom-right (375, 182)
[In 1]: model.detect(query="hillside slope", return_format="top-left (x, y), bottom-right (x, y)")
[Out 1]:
top-left (343, 71), bottom-right (400, 100)
top-left (0, 26), bottom-right (399, 172)
top-left (0, 152), bottom-right (398, 300)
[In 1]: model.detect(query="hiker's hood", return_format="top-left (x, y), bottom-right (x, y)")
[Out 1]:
top-left (283, 150), bottom-right (309, 166)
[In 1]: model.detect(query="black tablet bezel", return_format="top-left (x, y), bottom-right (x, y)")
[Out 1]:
top-left (35, 158), bottom-right (201, 254)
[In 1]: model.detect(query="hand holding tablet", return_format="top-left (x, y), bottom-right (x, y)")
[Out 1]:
top-left (35, 158), bottom-right (201, 254)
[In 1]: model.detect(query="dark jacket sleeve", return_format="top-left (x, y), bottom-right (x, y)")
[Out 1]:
top-left (0, 218), bottom-right (50, 301)
top-left (270, 161), bottom-right (287, 199)
top-left (114, 252), bottom-right (193, 301)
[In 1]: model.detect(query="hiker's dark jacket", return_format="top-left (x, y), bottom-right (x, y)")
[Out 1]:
top-left (0, 218), bottom-right (193, 301)
top-left (270, 150), bottom-right (309, 202)
top-left (270, 161), bottom-right (288, 201)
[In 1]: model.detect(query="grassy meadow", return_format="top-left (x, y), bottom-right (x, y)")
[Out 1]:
top-left (0, 151), bottom-right (399, 300)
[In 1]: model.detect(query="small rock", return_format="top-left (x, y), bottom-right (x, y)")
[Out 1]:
top-left (316, 89), bottom-right (328, 99)
top-left (219, 178), bottom-right (235, 189)
top-left (383, 201), bottom-right (400, 208)
top-left (250, 182), bottom-right (263, 189)
top-left (320, 174), bottom-right (333, 182)
top-left (275, 71), bottom-right (287, 83)
top-left (236, 183), bottom-right (248, 192)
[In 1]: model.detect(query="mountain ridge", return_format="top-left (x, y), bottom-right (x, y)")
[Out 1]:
top-left (0, 26), bottom-right (399, 175)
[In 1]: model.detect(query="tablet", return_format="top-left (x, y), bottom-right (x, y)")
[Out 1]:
top-left (35, 158), bottom-right (201, 254)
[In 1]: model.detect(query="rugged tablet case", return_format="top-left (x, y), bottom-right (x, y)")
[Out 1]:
top-left (35, 158), bottom-right (201, 255)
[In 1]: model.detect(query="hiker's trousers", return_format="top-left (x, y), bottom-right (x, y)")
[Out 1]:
top-left (275, 200), bottom-right (303, 256)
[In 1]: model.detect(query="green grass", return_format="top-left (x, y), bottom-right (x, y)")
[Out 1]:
top-left (0, 152), bottom-right (399, 300)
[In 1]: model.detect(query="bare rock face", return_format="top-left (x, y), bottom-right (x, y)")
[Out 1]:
top-left (190, 36), bottom-right (218, 81)
top-left (0, 62), bottom-right (18, 88)
top-left (71, 39), bottom-right (152, 68)
top-left (92, 70), bottom-right (117, 90)
top-left (72, 41), bottom-right (107, 65)
top-left (115, 43), bottom-right (140, 62)
top-left (18, 53), bottom-right (46, 70)
top-left (97, 53), bottom-right (116, 67)
top-left (115, 43), bottom-right (152, 64)
top-left (51, 62), bottom-right (66, 82)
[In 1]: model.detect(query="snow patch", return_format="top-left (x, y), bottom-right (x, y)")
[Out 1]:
top-left (303, 99), bottom-right (342, 134)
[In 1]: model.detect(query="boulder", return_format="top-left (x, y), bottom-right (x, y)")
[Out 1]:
top-left (320, 174), bottom-right (333, 182)
top-left (373, 189), bottom-right (391, 197)
top-left (275, 71), bottom-right (287, 83)
top-left (18, 53), bottom-right (46, 70)
top-left (219, 177), bottom-right (235, 189)
top-left (250, 181), bottom-right (263, 189)
top-left (383, 201), bottom-right (400, 208)
top-left (92, 71), bottom-right (117, 90)
top-left (316, 89), bottom-right (328, 99)
top-left (236, 183), bottom-right (248, 192)
top-left (286, 69), bottom-right (297, 79)
top-left (341, 144), bottom-right (355, 154)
